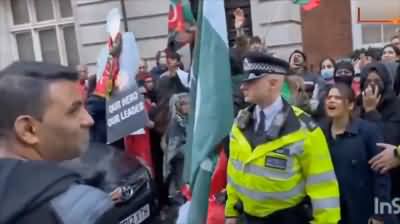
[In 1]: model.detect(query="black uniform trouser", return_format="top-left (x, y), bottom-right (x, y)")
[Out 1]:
top-left (243, 199), bottom-right (312, 224)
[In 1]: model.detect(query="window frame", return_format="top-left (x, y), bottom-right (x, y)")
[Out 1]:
top-left (351, 0), bottom-right (398, 50)
top-left (6, 0), bottom-right (78, 66)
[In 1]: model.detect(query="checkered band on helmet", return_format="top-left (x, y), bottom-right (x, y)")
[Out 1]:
top-left (243, 58), bottom-right (287, 74)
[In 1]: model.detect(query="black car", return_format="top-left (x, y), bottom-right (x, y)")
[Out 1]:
top-left (62, 143), bottom-right (157, 224)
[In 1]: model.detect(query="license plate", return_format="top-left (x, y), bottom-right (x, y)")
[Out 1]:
top-left (120, 204), bottom-right (150, 224)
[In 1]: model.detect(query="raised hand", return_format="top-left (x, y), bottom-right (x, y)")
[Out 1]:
top-left (362, 85), bottom-right (381, 112)
top-left (233, 8), bottom-right (245, 29)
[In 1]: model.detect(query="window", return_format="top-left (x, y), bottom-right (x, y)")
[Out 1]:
top-left (15, 32), bottom-right (34, 61)
top-left (361, 24), bottom-right (400, 45)
top-left (11, 0), bottom-right (29, 25)
top-left (39, 29), bottom-right (60, 64)
top-left (383, 25), bottom-right (399, 42)
top-left (63, 26), bottom-right (79, 67)
top-left (190, 0), bottom-right (253, 47)
top-left (224, 0), bottom-right (253, 47)
top-left (7, 0), bottom-right (79, 66)
top-left (351, 0), bottom-right (400, 49)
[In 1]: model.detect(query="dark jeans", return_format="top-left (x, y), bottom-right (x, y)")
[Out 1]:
top-left (87, 95), bottom-right (107, 144)
top-left (244, 214), bottom-right (309, 224)
top-left (150, 129), bottom-right (169, 207)
top-left (243, 199), bottom-right (311, 224)
top-left (166, 154), bottom-right (184, 197)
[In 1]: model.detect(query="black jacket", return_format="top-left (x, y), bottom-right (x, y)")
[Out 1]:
top-left (155, 73), bottom-right (189, 104)
top-left (359, 63), bottom-right (400, 147)
top-left (321, 118), bottom-right (391, 224)
top-left (393, 60), bottom-right (400, 96)
top-left (0, 159), bottom-right (114, 224)
top-left (359, 63), bottom-right (400, 198)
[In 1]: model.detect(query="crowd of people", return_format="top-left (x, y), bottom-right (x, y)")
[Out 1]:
top-left (74, 9), bottom-right (400, 222)
top-left (81, 47), bottom-right (193, 219)
top-left (223, 12), bottom-right (400, 223)
top-left (77, 27), bottom-right (400, 223)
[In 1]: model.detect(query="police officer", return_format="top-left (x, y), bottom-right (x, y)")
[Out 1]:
top-left (225, 52), bottom-right (341, 224)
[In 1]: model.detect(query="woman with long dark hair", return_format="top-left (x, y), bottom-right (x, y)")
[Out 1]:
top-left (381, 44), bottom-right (400, 89)
top-left (322, 83), bottom-right (391, 224)
top-left (381, 44), bottom-right (400, 63)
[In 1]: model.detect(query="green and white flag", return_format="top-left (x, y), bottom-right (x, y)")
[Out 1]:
top-left (168, 0), bottom-right (196, 51)
top-left (293, 0), bottom-right (310, 4)
top-left (184, 0), bottom-right (233, 223)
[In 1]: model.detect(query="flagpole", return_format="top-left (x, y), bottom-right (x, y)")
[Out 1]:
top-left (189, 0), bottom-right (199, 57)
top-left (120, 0), bottom-right (129, 32)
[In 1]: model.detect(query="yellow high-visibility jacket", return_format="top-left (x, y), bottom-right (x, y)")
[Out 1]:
top-left (225, 106), bottom-right (341, 224)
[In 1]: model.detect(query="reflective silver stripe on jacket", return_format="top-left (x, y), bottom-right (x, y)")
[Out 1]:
top-left (51, 184), bottom-right (113, 224)
top-left (312, 197), bottom-right (340, 210)
top-left (286, 141), bottom-right (304, 156)
top-left (306, 171), bottom-right (337, 186)
top-left (230, 159), bottom-right (295, 179)
top-left (229, 141), bottom-right (305, 179)
top-left (272, 141), bottom-right (304, 156)
top-left (227, 177), bottom-right (305, 201)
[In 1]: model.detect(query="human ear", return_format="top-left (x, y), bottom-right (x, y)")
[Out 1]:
top-left (14, 115), bottom-right (40, 145)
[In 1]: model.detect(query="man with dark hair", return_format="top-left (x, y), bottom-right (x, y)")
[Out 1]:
top-left (249, 36), bottom-right (264, 52)
top-left (288, 50), bottom-right (326, 119)
top-left (391, 35), bottom-right (400, 50)
top-left (0, 62), bottom-right (115, 224)
top-left (366, 47), bottom-right (382, 62)
top-left (150, 50), bottom-right (169, 79)
top-left (157, 51), bottom-right (189, 104)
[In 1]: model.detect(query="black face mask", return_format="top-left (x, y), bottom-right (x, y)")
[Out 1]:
top-left (334, 76), bottom-right (354, 87)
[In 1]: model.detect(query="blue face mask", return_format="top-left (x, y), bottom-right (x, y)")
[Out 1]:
top-left (321, 68), bottom-right (334, 81)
